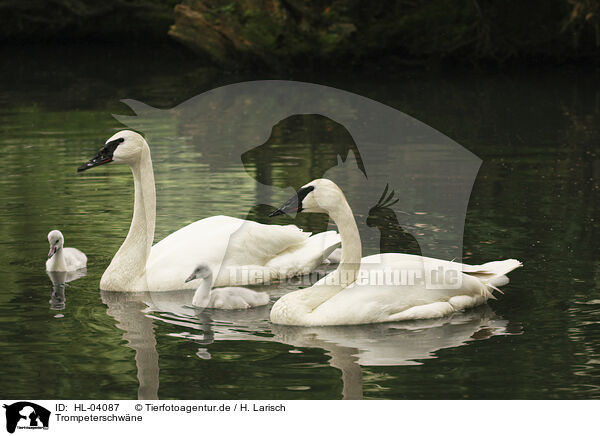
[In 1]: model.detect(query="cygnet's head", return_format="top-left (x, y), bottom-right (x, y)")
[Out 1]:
top-left (77, 130), bottom-right (147, 172)
top-left (269, 178), bottom-right (344, 217)
top-left (47, 230), bottom-right (64, 258)
top-left (184, 264), bottom-right (213, 283)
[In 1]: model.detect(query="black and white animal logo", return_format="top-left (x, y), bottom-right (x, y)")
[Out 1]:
top-left (3, 402), bottom-right (50, 434)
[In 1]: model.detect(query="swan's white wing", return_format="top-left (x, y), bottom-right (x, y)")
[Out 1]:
top-left (146, 215), bottom-right (323, 290)
top-left (362, 253), bottom-right (522, 287)
top-left (221, 220), bottom-right (310, 267)
top-left (214, 222), bottom-right (341, 286)
top-left (265, 230), bottom-right (341, 276)
top-left (146, 216), bottom-right (243, 291)
top-left (311, 279), bottom-right (486, 325)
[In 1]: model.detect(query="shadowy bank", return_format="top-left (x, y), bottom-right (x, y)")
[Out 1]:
top-left (1, 0), bottom-right (599, 69)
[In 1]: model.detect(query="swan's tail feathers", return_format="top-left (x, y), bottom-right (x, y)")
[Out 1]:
top-left (464, 259), bottom-right (522, 296)
top-left (480, 259), bottom-right (522, 274)
top-left (483, 283), bottom-right (501, 299)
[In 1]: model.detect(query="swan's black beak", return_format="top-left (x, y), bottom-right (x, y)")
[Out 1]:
top-left (269, 186), bottom-right (314, 217)
top-left (77, 138), bottom-right (123, 172)
top-left (269, 196), bottom-right (299, 217)
top-left (184, 274), bottom-right (196, 283)
top-left (77, 149), bottom-right (112, 172)
top-left (48, 246), bottom-right (57, 259)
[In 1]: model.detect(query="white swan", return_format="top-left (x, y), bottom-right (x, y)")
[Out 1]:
top-left (185, 264), bottom-right (270, 309)
top-left (45, 230), bottom-right (87, 272)
top-left (77, 130), bottom-right (340, 292)
top-left (268, 179), bottom-right (522, 326)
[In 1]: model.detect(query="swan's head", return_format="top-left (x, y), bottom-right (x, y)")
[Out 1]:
top-left (77, 130), bottom-right (146, 172)
top-left (269, 179), bottom-right (342, 216)
top-left (47, 230), bottom-right (64, 258)
top-left (184, 264), bottom-right (213, 283)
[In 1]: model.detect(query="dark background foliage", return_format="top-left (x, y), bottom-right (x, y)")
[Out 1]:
top-left (1, 0), bottom-right (599, 69)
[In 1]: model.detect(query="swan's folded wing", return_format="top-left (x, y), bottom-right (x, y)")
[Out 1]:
top-left (362, 254), bottom-right (522, 287)
top-left (147, 216), bottom-right (244, 290)
top-left (223, 221), bottom-right (311, 267)
top-left (265, 230), bottom-right (341, 275)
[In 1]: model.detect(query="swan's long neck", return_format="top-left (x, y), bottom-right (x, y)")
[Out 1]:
top-left (101, 145), bottom-right (156, 291)
top-left (301, 195), bottom-right (362, 311)
top-left (192, 274), bottom-right (213, 307)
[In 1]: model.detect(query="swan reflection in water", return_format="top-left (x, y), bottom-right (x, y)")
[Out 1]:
top-left (46, 269), bottom-right (87, 311)
top-left (101, 286), bottom-right (520, 400)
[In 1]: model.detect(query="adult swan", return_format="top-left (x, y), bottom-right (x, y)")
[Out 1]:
top-left (269, 179), bottom-right (522, 326)
top-left (78, 131), bottom-right (340, 292)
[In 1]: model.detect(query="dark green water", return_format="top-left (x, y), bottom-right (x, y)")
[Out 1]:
top-left (1, 45), bottom-right (599, 399)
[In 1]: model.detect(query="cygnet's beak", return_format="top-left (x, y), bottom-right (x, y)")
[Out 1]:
top-left (184, 274), bottom-right (196, 283)
top-left (48, 245), bottom-right (57, 258)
